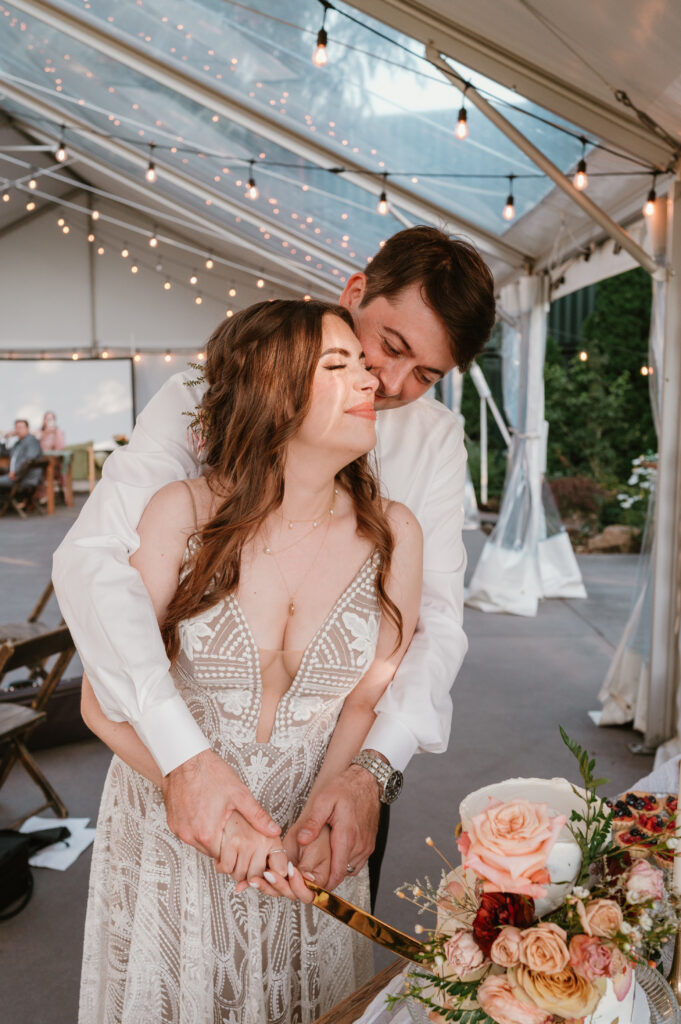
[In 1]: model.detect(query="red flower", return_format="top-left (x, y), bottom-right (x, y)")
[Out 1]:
top-left (473, 892), bottom-right (535, 958)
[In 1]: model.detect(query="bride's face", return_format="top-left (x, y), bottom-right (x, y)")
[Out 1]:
top-left (294, 314), bottom-right (378, 458)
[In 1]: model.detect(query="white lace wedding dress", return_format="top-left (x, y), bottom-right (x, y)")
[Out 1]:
top-left (79, 549), bottom-right (379, 1024)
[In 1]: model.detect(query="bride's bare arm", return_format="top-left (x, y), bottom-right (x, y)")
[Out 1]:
top-left (82, 672), bottom-right (164, 787)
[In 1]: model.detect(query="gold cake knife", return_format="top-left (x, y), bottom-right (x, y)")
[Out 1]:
top-left (304, 878), bottom-right (427, 964)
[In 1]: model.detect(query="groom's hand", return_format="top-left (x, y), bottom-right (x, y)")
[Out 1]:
top-left (291, 765), bottom-right (380, 890)
top-left (161, 748), bottom-right (280, 858)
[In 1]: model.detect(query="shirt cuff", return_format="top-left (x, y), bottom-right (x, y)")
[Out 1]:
top-left (132, 690), bottom-right (211, 776)
top-left (363, 713), bottom-right (419, 772)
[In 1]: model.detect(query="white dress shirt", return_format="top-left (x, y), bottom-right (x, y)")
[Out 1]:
top-left (53, 373), bottom-right (467, 776)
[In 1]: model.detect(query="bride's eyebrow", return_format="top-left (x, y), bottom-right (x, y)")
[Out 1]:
top-left (320, 348), bottom-right (366, 360)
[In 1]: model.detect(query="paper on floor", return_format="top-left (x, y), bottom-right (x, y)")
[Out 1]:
top-left (19, 815), bottom-right (96, 871)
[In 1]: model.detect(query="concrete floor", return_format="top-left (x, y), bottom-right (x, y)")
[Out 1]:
top-left (0, 501), bottom-right (652, 1023)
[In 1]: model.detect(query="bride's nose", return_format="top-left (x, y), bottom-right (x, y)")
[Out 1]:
top-left (358, 367), bottom-right (379, 394)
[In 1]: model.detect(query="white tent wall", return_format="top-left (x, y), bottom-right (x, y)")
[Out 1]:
top-left (0, 199), bottom-right (291, 355)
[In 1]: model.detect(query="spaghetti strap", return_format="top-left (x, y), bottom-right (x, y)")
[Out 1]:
top-left (179, 479), bottom-right (199, 530)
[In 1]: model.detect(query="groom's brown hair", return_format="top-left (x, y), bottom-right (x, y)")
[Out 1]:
top-left (362, 226), bottom-right (495, 371)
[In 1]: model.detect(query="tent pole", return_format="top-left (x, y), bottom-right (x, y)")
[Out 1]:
top-left (426, 48), bottom-right (664, 281)
top-left (646, 179), bottom-right (681, 748)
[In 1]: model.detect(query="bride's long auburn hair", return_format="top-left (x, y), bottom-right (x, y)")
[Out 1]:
top-left (161, 299), bottom-right (402, 662)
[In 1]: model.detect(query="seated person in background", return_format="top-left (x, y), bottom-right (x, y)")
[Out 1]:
top-left (0, 419), bottom-right (43, 493)
top-left (39, 411), bottom-right (66, 452)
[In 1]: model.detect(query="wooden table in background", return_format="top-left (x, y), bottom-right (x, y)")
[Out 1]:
top-left (312, 959), bottom-right (404, 1024)
top-left (43, 451), bottom-right (73, 515)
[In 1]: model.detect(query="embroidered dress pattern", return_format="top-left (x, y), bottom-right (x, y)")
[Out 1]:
top-left (79, 545), bottom-right (380, 1024)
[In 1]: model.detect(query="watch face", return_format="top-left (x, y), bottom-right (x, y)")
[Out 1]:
top-left (383, 770), bottom-right (404, 804)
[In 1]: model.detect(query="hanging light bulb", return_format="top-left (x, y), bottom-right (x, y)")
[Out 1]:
top-left (205, 256), bottom-right (214, 269)
top-left (25, 201), bottom-right (36, 212)
top-left (197, 350), bottom-right (206, 361)
top-left (573, 159), bottom-right (588, 191)
top-left (246, 160), bottom-right (258, 200)
top-left (164, 350), bottom-right (172, 363)
top-left (228, 287), bottom-right (237, 297)
top-left (91, 209), bottom-right (100, 221)
top-left (62, 224), bottom-right (70, 234)
top-left (101, 349), bottom-right (110, 359)
top-left (256, 278), bottom-right (265, 288)
top-left (28, 178), bottom-right (37, 190)
top-left (145, 143), bottom-right (157, 183)
top-left (455, 106), bottom-right (468, 140)
top-left (377, 190), bottom-right (389, 215)
top-left (312, 3), bottom-right (330, 67)
top-left (121, 245), bottom-right (129, 258)
top-left (644, 174), bottom-right (657, 217)
top-left (579, 350), bottom-right (588, 362)
top-left (640, 365), bottom-right (649, 376)
top-left (195, 294), bottom-right (203, 305)
top-left (71, 351), bottom-right (80, 360)
top-left (57, 217), bottom-right (65, 227)
top-left (87, 233), bottom-right (95, 243)
top-left (190, 270), bottom-right (198, 285)
top-left (163, 279), bottom-right (172, 290)
top-left (55, 127), bottom-right (68, 163)
top-left (502, 176), bottom-right (515, 221)
top-left (2, 192), bottom-right (9, 202)
top-left (133, 350), bottom-right (142, 363)
top-left (130, 263), bottom-right (139, 274)
top-left (149, 233), bottom-right (159, 248)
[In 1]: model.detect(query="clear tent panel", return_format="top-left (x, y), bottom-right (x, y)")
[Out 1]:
top-left (1, 0), bottom-right (610, 244)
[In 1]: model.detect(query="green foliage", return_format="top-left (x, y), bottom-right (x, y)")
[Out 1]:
top-left (559, 727), bottom-right (615, 887)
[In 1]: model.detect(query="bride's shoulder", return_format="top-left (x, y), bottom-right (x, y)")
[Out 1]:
top-left (383, 499), bottom-right (422, 551)
top-left (141, 478), bottom-right (211, 537)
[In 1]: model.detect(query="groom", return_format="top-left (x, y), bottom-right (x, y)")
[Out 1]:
top-left (53, 226), bottom-right (495, 902)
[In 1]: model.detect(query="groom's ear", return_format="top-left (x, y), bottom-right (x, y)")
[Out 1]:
top-left (339, 273), bottom-right (367, 312)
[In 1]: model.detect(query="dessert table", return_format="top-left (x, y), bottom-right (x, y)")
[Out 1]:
top-left (314, 756), bottom-right (681, 1023)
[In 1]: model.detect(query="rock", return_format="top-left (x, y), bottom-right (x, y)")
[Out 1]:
top-left (587, 524), bottom-right (640, 554)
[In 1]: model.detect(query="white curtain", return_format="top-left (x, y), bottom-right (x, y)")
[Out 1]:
top-left (441, 369), bottom-right (481, 530)
top-left (465, 276), bottom-right (586, 616)
top-left (598, 277), bottom-right (664, 733)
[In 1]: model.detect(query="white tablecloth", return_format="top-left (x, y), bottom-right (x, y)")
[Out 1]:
top-left (354, 759), bottom-right (681, 1023)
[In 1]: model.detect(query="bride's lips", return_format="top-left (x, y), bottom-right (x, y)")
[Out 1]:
top-left (345, 402), bottom-right (377, 421)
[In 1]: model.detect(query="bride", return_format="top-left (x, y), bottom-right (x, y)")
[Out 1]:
top-left (78, 299), bottom-right (422, 1023)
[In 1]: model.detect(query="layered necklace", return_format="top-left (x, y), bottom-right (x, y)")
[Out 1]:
top-left (261, 485), bottom-right (339, 617)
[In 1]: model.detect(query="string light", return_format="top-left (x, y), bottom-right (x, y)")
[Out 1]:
top-left (145, 143), bottom-right (157, 183)
top-left (130, 263), bottom-right (139, 274)
top-left (195, 294), bottom-right (203, 305)
top-left (313, 1), bottom-right (330, 67)
top-left (377, 174), bottom-right (389, 215)
top-left (205, 256), bottom-right (214, 269)
top-left (2, 192), bottom-right (9, 202)
top-left (71, 351), bottom-right (79, 360)
top-left (640, 365), bottom-right (649, 376)
top-left (197, 351), bottom-right (206, 361)
top-left (57, 217), bottom-right (65, 227)
top-left (25, 201), bottom-right (36, 211)
top-left (256, 278), bottom-right (265, 288)
top-left (28, 178), bottom-right (37, 190)
top-left (91, 209), bottom-right (100, 220)
top-left (502, 176), bottom-right (515, 221)
top-left (121, 245), bottom-right (129, 258)
top-left (573, 137), bottom-right (588, 191)
top-left (644, 174), bottom-right (657, 217)
top-left (133, 350), bottom-right (142, 362)
top-left (579, 350), bottom-right (588, 362)
top-left (455, 96), bottom-right (469, 140)
top-left (163, 278), bottom-right (172, 290)
top-left (97, 245), bottom-right (105, 255)
top-left (148, 232), bottom-right (159, 247)
top-left (226, 309), bottom-right (234, 317)
top-left (164, 350), bottom-right (172, 363)
top-left (101, 349), bottom-right (110, 359)
top-left (246, 160), bottom-right (259, 200)
top-left (55, 126), bottom-right (68, 163)
top-left (87, 232), bottom-right (95, 242)
top-left (228, 287), bottom-right (237, 297)
top-left (62, 224), bottom-right (70, 234)
top-left (190, 270), bottom-right (199, 285)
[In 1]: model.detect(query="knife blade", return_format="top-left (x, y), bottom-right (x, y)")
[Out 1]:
top-left (304, 878), bottom-right (427, 964)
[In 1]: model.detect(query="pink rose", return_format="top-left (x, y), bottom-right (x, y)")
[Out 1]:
top-left (490, 926), bottom-right (523, 967)
top-left (569, 935), bottom-right (615, 981)
top-left (575, 898), bottom-right (623, 937)
top-left (443, 929), bottom-right (486, 978)
top-left (518, 922), bottom-right (570, 975)
top-left (477, 975), bottom-right (552, 1024)
top-left (458, 798), bottom-right (565, 899)
top-left (624, 860), bottom-right (665, 903)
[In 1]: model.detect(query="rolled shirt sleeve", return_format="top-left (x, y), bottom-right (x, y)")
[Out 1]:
top-left (364, 401), bottom-right (468, 770)
top-left (52, 373), bottom-right (211, 775)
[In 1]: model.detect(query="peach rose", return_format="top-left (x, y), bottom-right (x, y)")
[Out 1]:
top-left (569, 936), bottom-right (633, 1000)
top-left (477, 974), bottom-right (553, 1024)
top-left (490, 926), bottom-right (523, 967)
top-left (624, 860), bottom-right (665, 904)
top-left (575, 898), bottom-right (623, 938)
top-left (458, 798), bottom-right (565, 899)
top-left (518, 922), bottom-right (570, 975)
top-left (443, 929), bottom-right (486, 978)
top-left (509, 965), bottom-right (602, 1020)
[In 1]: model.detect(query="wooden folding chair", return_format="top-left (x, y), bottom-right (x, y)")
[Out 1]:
top-left (0, 456), bottom-right (48, 520)
top-left (0, 626), bottom-right (76, 826)
top-left (0, 579), bottom-right (63, 688)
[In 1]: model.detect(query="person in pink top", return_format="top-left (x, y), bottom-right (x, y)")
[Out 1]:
top-left (39, 411), bottom-right (66, 452)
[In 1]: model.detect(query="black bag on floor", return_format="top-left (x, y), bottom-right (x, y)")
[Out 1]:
top-left (0, 826), bottom-right (71, 921)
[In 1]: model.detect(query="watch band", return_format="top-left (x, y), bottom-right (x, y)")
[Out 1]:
top-left (350, 751), bottom-right (403, 804)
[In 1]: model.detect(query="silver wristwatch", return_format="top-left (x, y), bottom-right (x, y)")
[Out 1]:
top-left (351, 751), bottom-right (403, 805)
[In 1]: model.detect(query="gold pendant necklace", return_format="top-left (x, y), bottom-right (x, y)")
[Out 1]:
top-left (264, 487), bottom-right (338, 557)
top-left (264, 513), bottom-right (332, 617)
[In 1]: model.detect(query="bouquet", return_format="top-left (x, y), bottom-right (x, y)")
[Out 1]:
top-left (392, 730), bottom-right (680, 1023)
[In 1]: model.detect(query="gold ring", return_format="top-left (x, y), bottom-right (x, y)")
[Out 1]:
top-left (269, 848), bottom-right (287, 856)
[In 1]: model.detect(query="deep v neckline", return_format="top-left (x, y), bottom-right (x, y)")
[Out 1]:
top-left (232, 551), bottom-right (375, 687)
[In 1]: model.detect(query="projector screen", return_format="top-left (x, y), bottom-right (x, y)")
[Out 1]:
top-left (0, 358), bottom-right (134, 447)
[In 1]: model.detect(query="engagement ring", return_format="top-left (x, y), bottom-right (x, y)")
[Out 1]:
top-left (346, 864), bottom-right (355, 874)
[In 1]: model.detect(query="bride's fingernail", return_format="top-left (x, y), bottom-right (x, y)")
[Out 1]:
top-left (303, 872), bottom-right (316, 881)
top-left (263, 871), bottom-right (276, 884)
top-left (287, 861), bottom-right (296, 878)
top-left (248, 881), bottom-right (259, 889)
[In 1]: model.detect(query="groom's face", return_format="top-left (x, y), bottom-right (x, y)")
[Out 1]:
top-left (339, 275), bottom-right (454, 410)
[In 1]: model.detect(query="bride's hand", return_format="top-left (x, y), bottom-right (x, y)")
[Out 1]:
top-left (215, 811), bottom-right (283, 883)
top-left (233, 831), bottom-right (315, 903)
top-left (296, 824), bottom-right (332, 889)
